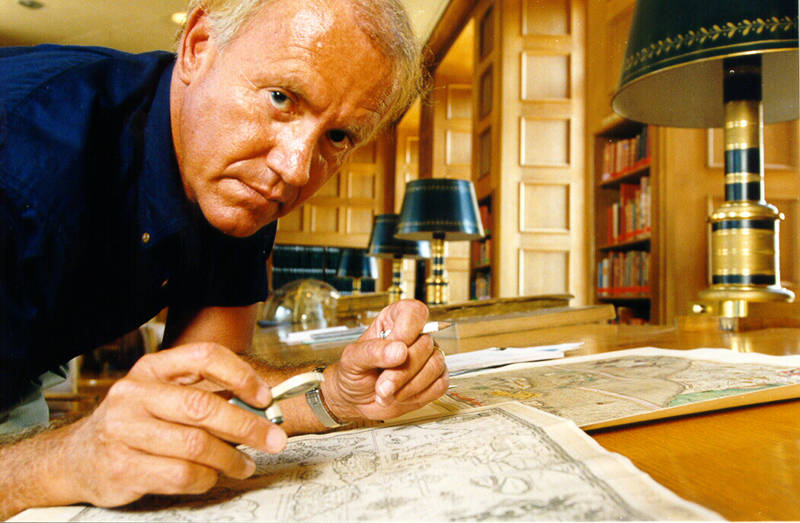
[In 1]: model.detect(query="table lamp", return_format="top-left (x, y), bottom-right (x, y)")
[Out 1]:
top-left (336, 248), bottom-right (377, 294)
top-left (612, 0), bottom-right (798, 319)
top-left (395, 178), bottom-right (485, 305)
top-left (367, 214), bottom-right (431, 303)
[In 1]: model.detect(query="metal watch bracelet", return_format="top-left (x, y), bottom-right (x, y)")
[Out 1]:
top-left (305, 367), bottom-right (350, 428)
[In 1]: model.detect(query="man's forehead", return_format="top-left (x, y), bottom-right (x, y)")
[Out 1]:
top-left (285, 2), bottom-right (335, 50)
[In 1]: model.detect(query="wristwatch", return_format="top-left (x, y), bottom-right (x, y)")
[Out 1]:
top-left (305, 367), bottom-right (350, 428)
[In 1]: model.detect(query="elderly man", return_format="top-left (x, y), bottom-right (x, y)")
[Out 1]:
top-left (0, 0), bottom-right (447, 517)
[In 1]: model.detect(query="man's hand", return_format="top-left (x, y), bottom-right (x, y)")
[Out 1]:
top-left (321, 299), bottom-right (449, 422)
top-left (0, 343), bottom-right (287, 517)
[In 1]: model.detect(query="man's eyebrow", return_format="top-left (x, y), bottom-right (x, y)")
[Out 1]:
top-left (345, 122), bottom-right (373, 145)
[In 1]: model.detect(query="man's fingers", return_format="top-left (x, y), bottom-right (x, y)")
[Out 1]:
top-left (374, 335), bottom-right (437, 403)
top-left (388, 372), bottom-right (449, 414)
top-left (108, 378), bottom-right (287, 454)
top-left (341, 337), bottom-right (409, 374)
top-left (119, 417), bottom-right (257, 480)
top-left (130, 343), bottom-right (273, 408)
top-left (360, 299), bottom-right (429, 345)
top-left (393, 344), bottom-right (448, 402)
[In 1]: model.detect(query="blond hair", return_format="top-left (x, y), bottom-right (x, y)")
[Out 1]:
top-left (179, 0), bottom-right (424, 134)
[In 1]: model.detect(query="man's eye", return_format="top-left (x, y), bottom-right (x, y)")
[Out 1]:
top-left (327, 129), bottom-right (350, 149)
top-left (269, 91), bottom-right (291, 111)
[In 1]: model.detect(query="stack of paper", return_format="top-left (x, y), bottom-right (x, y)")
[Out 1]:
top-left (446, 342), bottom-right (582, 376)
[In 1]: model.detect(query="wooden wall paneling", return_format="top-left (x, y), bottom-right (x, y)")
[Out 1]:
top-left (583, 0), bottom-right (604, 305)
top-left (661, 129), bottom-right (740, 323)
top-left (500, 0), bottom-right (585, 302)
top-left (520, 180), bottom-right (570, 232)
top-left (395, 103), bottom-right (421, 296)
top-left (495, 0), bottom-right (523, 299)
top-left (432, 79), bottom-right (472, 178)
top-left (432, 67), bottom-right (473, 301)
top-left (519, 248), bottom-right (570, 295)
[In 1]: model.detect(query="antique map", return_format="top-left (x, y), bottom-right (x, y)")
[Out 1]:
top-left (440, 347), bottom-right (800, 429)
top-left (12, 404), bottom-right (719, 522)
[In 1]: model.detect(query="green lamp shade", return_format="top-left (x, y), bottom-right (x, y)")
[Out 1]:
top-left (336, 248), bottom-right (377, 279)
top-left (395, 179), bottom-right (485, 241)
top-left (612, 0), bottom-right (798, 127)
top-left (367, 214), bottom-right (431, 259)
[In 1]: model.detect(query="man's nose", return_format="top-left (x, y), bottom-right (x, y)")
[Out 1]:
top-left (266, 121), bottom-right (320, 187)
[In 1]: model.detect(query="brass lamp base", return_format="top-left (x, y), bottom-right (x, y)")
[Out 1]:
top-left (699, 200), bottom-right (794, 319)
top-left (387, 258), bottom-right (404, 304)
top-left (426, 236), bottom-right (449, 305)
top-left (696, 57), bottom-right (794, 321)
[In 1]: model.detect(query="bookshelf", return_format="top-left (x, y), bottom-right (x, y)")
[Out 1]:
top-left (469, 193), bottom-right (493, 300)
top-left (593, 121), bottom-right (656, 324)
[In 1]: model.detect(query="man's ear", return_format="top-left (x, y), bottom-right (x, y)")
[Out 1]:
top-left (175, 7), bottom-right (213, 85)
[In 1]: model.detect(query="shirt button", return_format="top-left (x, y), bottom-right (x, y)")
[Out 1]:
top-left (141, 232), bottom-right (151, 244)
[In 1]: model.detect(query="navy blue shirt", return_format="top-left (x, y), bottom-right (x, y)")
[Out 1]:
top-left (0, 45), bottom-right (276, 411)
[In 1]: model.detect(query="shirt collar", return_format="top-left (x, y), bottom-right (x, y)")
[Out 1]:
top-left (138, 59), bottom-right (195, 246)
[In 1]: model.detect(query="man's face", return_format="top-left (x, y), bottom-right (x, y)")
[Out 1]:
top-left (172, 0), bottom-right (394, 237)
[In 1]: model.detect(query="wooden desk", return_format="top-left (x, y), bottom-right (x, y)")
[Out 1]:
top-left (571, 325), bottom-right (800, 522)
top-left (251, 323), bottom-right (800, 520)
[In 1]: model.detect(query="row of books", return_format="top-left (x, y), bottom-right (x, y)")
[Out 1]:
top-left (271, 244), bottom-right (374, 293)
top-left (478, 202), bottom-right (492, 236)
top-left (471, 238), bottom-right (492, 267)
top-left (607, 177), bottom-right (651, 244)
top-left (471, 271), bottom-right (491, 300)
top-left (600, 126), bottom-right (651, 182)
top-left (597, 250), bottom-right (650, 297)
top-left (272, 244), bottom-right (332, 270)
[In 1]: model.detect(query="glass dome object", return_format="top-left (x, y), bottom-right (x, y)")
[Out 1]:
top-left (259, 279), bottom-right (340, 328)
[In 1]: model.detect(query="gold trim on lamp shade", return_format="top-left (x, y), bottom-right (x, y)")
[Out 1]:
top-left (613, 1), bottom-right (798, 127)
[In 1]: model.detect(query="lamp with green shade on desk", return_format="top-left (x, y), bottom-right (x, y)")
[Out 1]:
top-left (395, 178), bottom-right (485, 305)
top-left (367, 213), bottom-right (430, 304)
top-left (612, 0), bottom-right (798, 321)
top-left (336, 248), bottom-right (377, 295)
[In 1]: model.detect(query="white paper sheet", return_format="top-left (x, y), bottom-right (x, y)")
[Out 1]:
top-left (446, 342), bottom-right (582, 375)
top-left (11, 403), bottom-right (721, 522)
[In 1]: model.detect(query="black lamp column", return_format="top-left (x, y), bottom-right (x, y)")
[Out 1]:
top-left (389, 256), bottom-right (404, 303)
top-left (426, 232), bottom-right (448, 305)
top-left (699, 56), bottom-right (794, 317)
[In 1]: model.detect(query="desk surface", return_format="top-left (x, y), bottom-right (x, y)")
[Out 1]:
top-left (252, 323), bottom-right (800, 521)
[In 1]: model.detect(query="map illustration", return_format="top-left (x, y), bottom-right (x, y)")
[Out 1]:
top-left (34, 404), bottom-right (718, 522)
top-left (442, 347), bottom-right (800, 428)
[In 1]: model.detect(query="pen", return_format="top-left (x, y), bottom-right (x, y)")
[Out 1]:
top-left (379, 321), bottom-right (452, 339)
